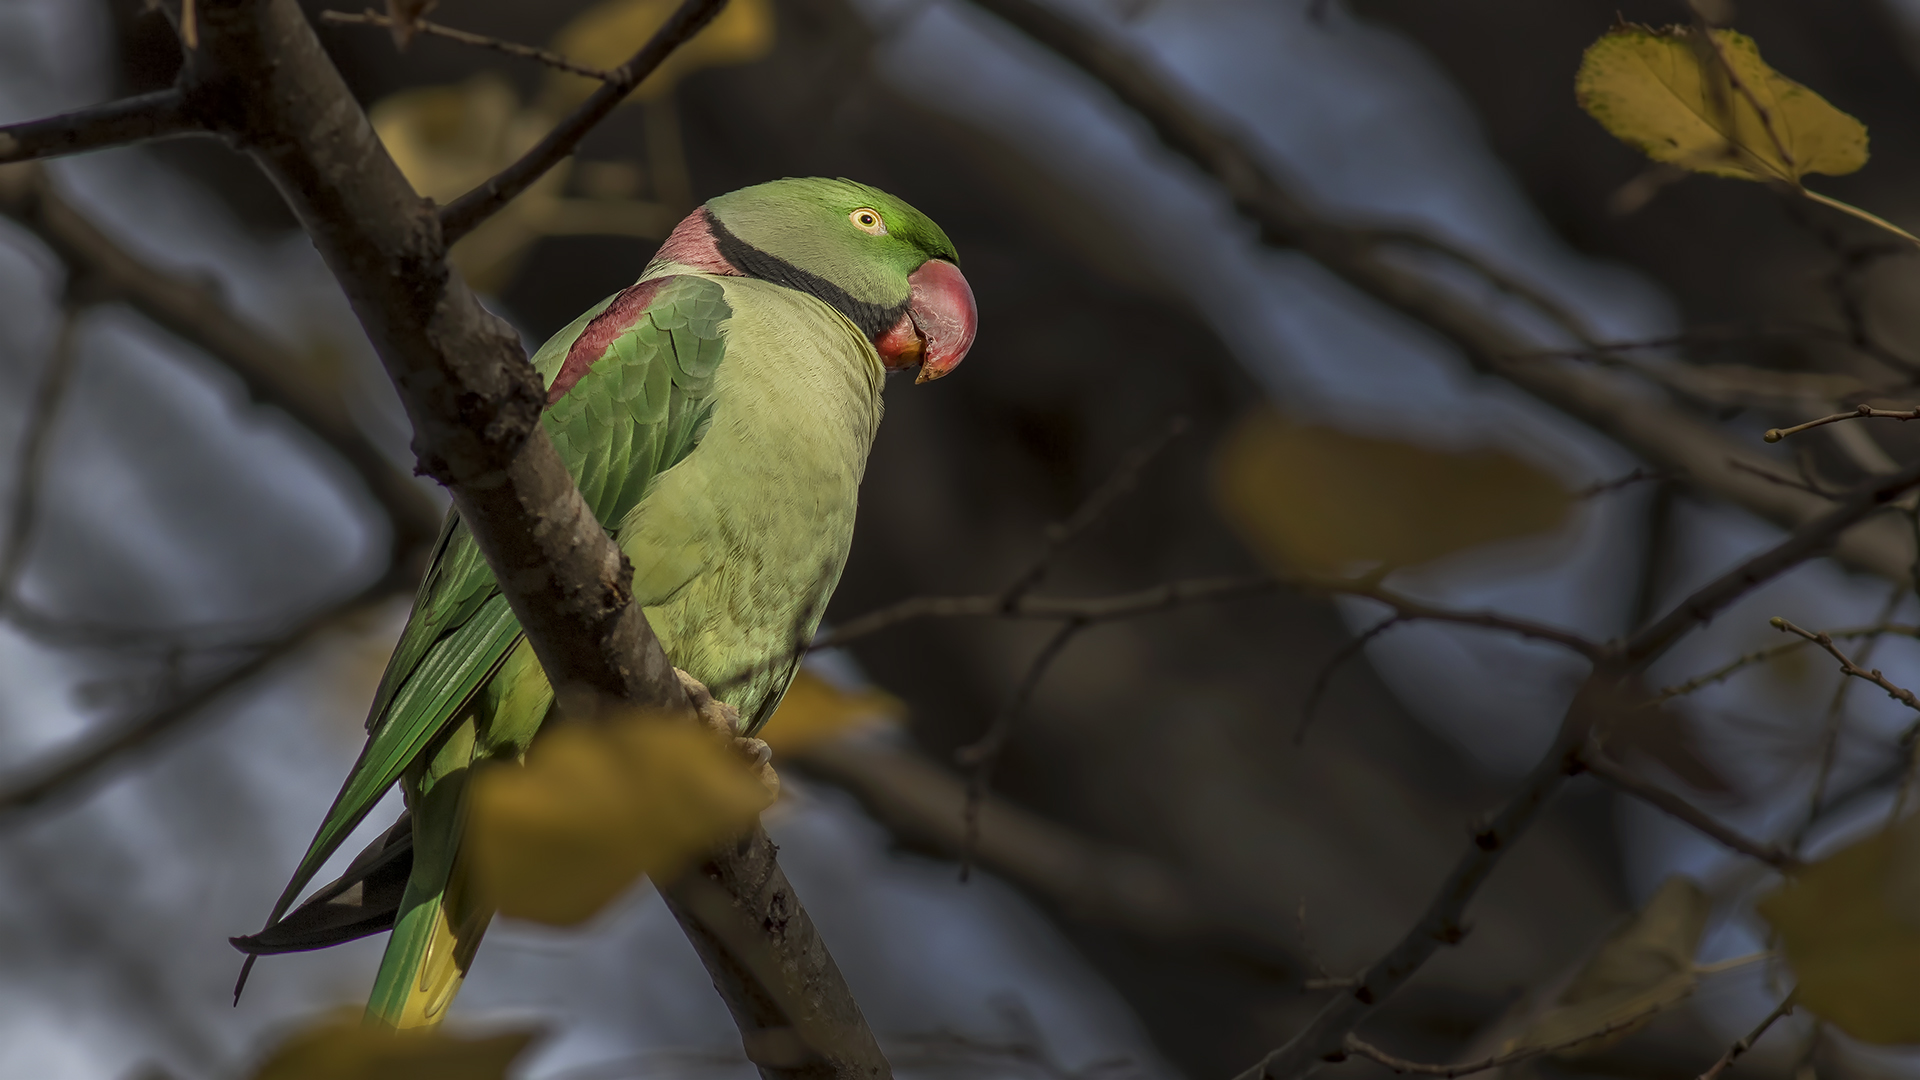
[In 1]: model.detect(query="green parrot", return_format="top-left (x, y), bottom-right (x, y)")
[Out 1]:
top-left (231, 177), bottom-right (977, 1028)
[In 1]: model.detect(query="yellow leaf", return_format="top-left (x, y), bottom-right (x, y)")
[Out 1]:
top-left (466, 715), bottom-right (771, 927)
top-left (1210, 409), bottom-right (1571, 574)
top-left (1759, 816), bottom-right (1920, 1045)
top-left (1575, 25), bottom-right (1867, 184)
top-left (760, 669), bottom-right (904, 756)
top-left (249, 1013), bottom-right (534, 1080)
top-left (1511, 877), bottom-right (1710, 1057)
top-left (370, 74), bottom-right (570, 292)
top-left (542, 0), bottom-right (776, 111)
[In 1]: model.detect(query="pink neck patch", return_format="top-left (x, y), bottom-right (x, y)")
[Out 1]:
top-left (652, 207), bottom-right (740, 277)
top-left (549, 277), bottom-right (672, 404)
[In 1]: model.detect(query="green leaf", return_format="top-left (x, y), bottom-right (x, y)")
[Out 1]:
top-left (1759, 816), bottom-right (1920, 1045)
top-left (1575, 25), bottom-right (1867, 184)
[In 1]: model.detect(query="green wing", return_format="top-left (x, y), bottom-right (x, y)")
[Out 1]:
top-left (259, 276), bottom-right (731, 927)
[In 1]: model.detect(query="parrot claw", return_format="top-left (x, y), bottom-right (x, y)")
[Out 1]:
top-left (676, 669), bottom-right (781, 802)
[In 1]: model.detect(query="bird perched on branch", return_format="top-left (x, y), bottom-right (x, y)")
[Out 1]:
top-left (231, 178), bottom-right (976, 1026)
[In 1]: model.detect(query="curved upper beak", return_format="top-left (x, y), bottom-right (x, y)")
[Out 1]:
top-left (877, 259), bottom-right (977, 383)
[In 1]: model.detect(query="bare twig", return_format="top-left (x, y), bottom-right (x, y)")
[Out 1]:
top-left (1646, 624), bottom-right (1920, 705)
top-left (1231, 733), bottom-right (1578, 1080)
top-left (437, 0), bottom-right (730, 243)
top-left (1699, 993), bottom-right (1796, 1080)
top-left (998, 416), bottom-right (1187, 608)
top-left (1624, 460), bottom-right (1920, 666)
top-left (0, 91), bottom-right (198, 166)
top-left (956, 619), bottom-right (1085, 877)
top-left (1772, 617), bottom-right (1920, 715)
top-left (787, 733), bottom-right (1295, 964)
top-left (1726, 459), bottom-right (1839, 501)
top-left (819, 575), bottom-right (1602, 660)
top-left (1580, 749), bottom-right (1797, 870)
top-left (0, 306), bottom-right (84, 604)
top-left (1797, 584), bottom-right (1907, 851)
top-left (1295, 616), bottom-right (1401, 744)
top-left (319, 10), bottom-right (616, 81)
top-left (1575, 466), bottom-right (1672, 500)
top-left (1343, 1001), bottom-right (1667, 1078)
top-left (1765, 403), bottom-right (1920, 444)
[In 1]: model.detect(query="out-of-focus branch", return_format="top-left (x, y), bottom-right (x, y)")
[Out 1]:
top-left (0, 306), bottom-right (84, 604)
top-left (818, 575), bottom-right (1601, 658)
top-left (954, 618), bottom-right (1084, 872)
top-left (998, 415), bottom-right (1187, 607)
top-left (957, 0), bottom-right (1916, 581)
top-left (0, 91), bottom-right (199, 166)
top-left (318, 9), bottom-right (615, 80)
top-left (436, 0), bottom-right (729, 243)
top-left (0, 569), bottom-right (410, 816)
top-left (0, 163), bottom-right (443, 555)
top-left (1580, 749), bottom-right (1797, 871)
top-left (787, 734), bottom-right (1295, 966)
top-left (1699, 993), bottom-right (1796, 1080)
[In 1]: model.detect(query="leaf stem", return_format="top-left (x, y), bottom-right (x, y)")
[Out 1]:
top-left (1800, 188), bottom-right (1920, 247)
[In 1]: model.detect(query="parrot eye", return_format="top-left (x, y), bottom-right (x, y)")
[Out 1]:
top-left (849, 208), bottom-right (888, 236)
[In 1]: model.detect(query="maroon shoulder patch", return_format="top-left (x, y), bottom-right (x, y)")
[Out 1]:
top-left (548, 277), bottom-right (673, 405)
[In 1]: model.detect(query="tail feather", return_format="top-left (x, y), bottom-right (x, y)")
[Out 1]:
top-left (364, 842), bottom-right (492, 1028)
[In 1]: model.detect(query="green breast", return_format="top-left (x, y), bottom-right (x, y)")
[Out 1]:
top-left (617, 275), bottom-right (885, 733)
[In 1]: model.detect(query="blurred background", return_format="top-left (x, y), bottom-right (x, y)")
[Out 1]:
top-left (4, 0), bottom-right (1920, 1077)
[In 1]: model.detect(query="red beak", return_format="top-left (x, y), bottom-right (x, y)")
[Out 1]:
top-left (875, 259), bottom-right (977, 383)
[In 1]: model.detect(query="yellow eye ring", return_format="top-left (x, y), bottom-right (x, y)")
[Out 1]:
top-left (849, 208), bottom-right (888, 236)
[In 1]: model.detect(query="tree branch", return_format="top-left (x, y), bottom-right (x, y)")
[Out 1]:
top-left (1232, 733), bottom-right (1579, 1080)
top-left (0, 162), bottom-right (443, 556)
top-left (318, 9), bottom-right (616, 82)
top-left (0, 90), bottom-right (199, 166)
top-left (1771, 617), bottom-right (1920, 715)
top-left (0, 570), bottom-right (409, 816)
top-left (1342, 1001), bottom-right (1666, 1079)
top-left (171, 1), bottom-right (883, 1072)
top-left (1580, 749), bottom-right (1797, 870)
top-left (1765, 403), bottom-right (1920, 444)
top-left (956, 0), bottom-right (1916, 581)
top-left (1623, 460), bottom-right (1920, 666)
top-left (436, 0), bottom-right (729, 244)
top-left (1698, 993), bottom-right (1795, 1080)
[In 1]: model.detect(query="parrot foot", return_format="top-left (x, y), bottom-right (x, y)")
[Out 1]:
top-left (676, 668), bottom-right (780, 803)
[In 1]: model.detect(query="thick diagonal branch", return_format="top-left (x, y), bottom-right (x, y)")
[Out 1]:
top-left (159, 1), bottom-right (884, 1075)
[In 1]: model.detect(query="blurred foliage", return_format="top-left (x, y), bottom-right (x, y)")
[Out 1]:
top-left (247, 1012), bottom-right (533, 1080)
top-left (760, 667), bottom-right (904, 756)
top-left (1760, 815), bottom-right (1920, 1045)
top-left (465, 713), bottom-right (772, 926)
top-left (1210, 408), bottom-right (1571, 574)
top-left (541, 0), bottom-right (774, 110)
top-left (1575, 25), bottom-right (1867, 184)
top-left (1512, 876), bottom-right (1710, 1056)
top-left (370, 0), bottom-right (774, 292)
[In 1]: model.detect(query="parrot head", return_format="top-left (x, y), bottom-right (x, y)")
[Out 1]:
top-left (650, 178), bottom-right (977, 382)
